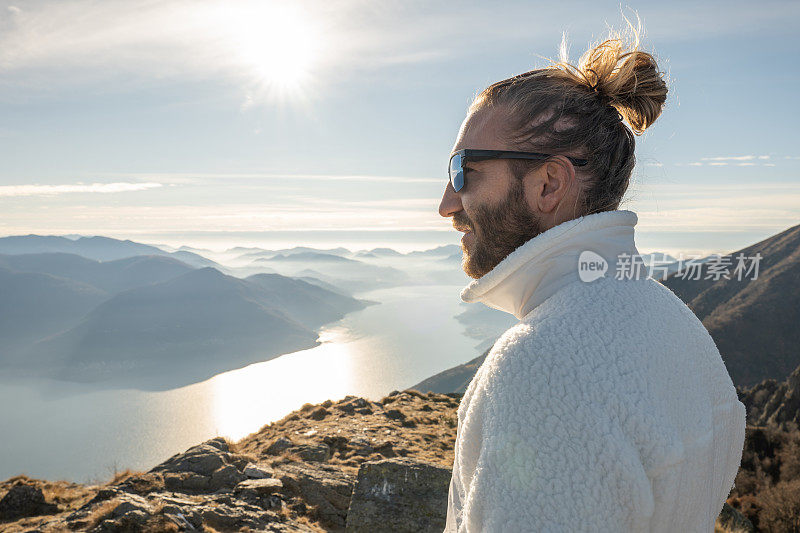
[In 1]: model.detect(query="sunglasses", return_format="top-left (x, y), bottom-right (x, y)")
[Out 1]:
top-left (448, 149), bottom-right (589, 193)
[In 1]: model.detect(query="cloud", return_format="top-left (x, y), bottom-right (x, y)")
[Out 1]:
top-left (3, 0), bottom-right (798, 103)
top-left (684, 154), bottom-right (786, 167)
top-left (627, 182), bottom-right (800, 233)
top-left (0, 0), bottom-right (469, 100)
top-left (106, 172), bottom-right (442, 185)
top-left (0, 182), bottom-right (162, 197)
top-left (700, 155), bottom-right (768, 161)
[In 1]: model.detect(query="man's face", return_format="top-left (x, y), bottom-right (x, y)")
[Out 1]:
top-left (439, 107), bottom-right (545, 279)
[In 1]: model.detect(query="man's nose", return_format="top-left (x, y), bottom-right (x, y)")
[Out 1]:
top-left (438, 181), bottom-right (463, 218)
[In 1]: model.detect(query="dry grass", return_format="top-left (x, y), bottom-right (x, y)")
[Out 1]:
top-left (84, 498), bottom-right (121, 530)
top-left (106, 468), bottom-right (141, 486)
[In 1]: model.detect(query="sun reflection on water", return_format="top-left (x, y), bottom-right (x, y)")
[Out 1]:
top-left (209, 326), bottom-right (356, 440)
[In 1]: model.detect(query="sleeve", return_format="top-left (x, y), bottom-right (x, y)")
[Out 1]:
top-left (456, 341), bottom-right (656, 533)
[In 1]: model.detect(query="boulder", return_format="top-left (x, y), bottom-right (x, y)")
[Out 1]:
top-left (0, 484), bottom-right (58, 520)
top-left (292, 444), bottom-right (332, 462)
top-left (234, 478), bottom-right (284, 496)
top-left (266, 436), bottom-right (295, 455)
top-left (243, 463), bottom-right (275, 479)
top-left (345, 458), bottom-right (451, 533)
top-left (151, 438), bottom-right (245, 493)
top-left (276, 463), bottom-right (354, 529)
top-left (151, 441), bottom-right (227, 476)
top-left (309, 407), bottom-right (330, 420)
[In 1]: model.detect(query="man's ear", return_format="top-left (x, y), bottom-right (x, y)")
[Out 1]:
top-left (526, 156), bottom-right (575, 214)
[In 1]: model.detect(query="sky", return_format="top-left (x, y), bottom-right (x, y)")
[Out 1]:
top-left (0, 0), bottom-right (798, 255)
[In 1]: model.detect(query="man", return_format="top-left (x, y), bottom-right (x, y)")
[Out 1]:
top-left (438, 34), bottom-right (746, 533)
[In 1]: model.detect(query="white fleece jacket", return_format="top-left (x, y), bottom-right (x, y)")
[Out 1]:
top-left (444, 209), bottom-right (746, 533)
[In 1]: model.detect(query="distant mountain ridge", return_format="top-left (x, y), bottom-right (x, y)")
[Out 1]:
top-left (23, 267), bottom-right (330, 387)
top-left (0, 252), bottom-right (194, 293)
top-left (0, 234), bottom-right (221, 269)
top-left (0, 247), bottom-right (371, 389)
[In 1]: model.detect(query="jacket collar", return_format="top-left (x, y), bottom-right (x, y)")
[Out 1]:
top-left (460, 209), bottom-right (641, 320)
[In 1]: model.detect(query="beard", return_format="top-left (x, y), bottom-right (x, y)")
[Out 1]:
top-left (454, 179), bottom-right (544, 279)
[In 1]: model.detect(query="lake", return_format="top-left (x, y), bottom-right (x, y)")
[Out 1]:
top-left (0, 283), bottom-right (493, 483)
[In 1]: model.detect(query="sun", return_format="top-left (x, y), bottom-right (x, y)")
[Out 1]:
top-left (223, 3), bottom-right (321, 99)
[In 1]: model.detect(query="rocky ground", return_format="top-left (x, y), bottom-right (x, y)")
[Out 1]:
top-left (0, 389), bottom-right (754, 532)
top-left (0, 390), bottom-right (460, 532)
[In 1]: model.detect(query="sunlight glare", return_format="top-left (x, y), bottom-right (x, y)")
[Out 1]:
top-left (209, 328), bottom-right (355, 440)
top-left (224, 2), bottom-right (320, 100)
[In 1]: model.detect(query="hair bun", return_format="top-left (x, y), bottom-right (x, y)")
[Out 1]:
top-left (550, 15), bottom-right (669, 135)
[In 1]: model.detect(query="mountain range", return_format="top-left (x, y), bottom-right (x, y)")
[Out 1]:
top-left (0, 234), bottom-right (218, 269)
top-left (0, 240), bottom-right (371, 389)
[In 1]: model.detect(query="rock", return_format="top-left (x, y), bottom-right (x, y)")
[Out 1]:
top-left (384, 409), bottom-right (406, 421)
top-left (210, 464), bottom-right (246, 490)
top-left (234, 478), bottom-right (284, 496)
top-left (349, 437), bottom-right (374, 456)
top-left (243, 463), bottom-right (275, 479)
top-left (716, 502), bottom-right (756, 532)
top-left (151, 441), bottom-right (227, 476)
top-left (276, 463), bottom-right (355, 529)
top-left (150, 438), bottom-right (247, 493)
top-left (109, 493), bottom-right (152, 517)
top-left (164, 472), bottom-right (211, 492)
top-left (0, 484), bottom-right (58, 520)
top-left (738, 365), bottom-right (800, 430)
top-left (345, 458), bottom-right (452, 533)
top-left (199, 501), bottom-right (270, 531)
top-left (162, 510), bottom-right (196, 530)
top-left (266, 436), bottom-right (295, 455)
top-left (322, 435), bottom-right (349, 450)
top-left (309, 407), bottom-right (329, 420)
top-left (337, 403), bottom-right (356, 415)
top-left (85, 493), bottom-right (155, 532)
top-left (374, 441), bottom-right (397, 458)
top-left (293, 444), bottom-right (332, 462)
top-left (337, 397), bottom-right (369, 415)
top-left (204, 436), bottom-right (229, 451)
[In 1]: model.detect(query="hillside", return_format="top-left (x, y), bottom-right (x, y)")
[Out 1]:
top-left (662, 222), bottom-right (800, 387)
top-left (0, 388), bottom-right (770, 532)
top-left (245, 273), bottom-right (372, 330)
top-left (412, 347), bottom-right (489, 394)
top-left (0, 266), bottom-right (108, 360)
top-left (0, 252), bottom-right (194, 293)
top-left (16, 267), bottom-right (370, 389)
